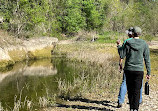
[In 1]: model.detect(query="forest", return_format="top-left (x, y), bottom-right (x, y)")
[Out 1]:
top-left (0, 0), bottom-right (158, 38)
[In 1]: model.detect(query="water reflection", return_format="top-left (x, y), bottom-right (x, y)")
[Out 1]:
top-left (23, 66), bottom-right (57, 76)
top-left (0, 58), bottom-right (60, 110)
top-left (0, 59), bottom-right (57, 83)
top-left (0, 57), bottom-right (91, 110)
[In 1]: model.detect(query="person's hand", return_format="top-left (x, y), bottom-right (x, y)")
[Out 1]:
top-left (146, 75), bottom-right (151, 80)
top-left (119, 63), bottom-right (122, 73)
top-left (116, 40), bottom-right (121, 45)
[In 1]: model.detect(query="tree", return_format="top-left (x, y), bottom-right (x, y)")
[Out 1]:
top-left (61, 0), bottom-right (86, 35)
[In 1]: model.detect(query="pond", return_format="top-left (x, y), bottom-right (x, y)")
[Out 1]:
top-left (0, 56), bottom-right (117, 111)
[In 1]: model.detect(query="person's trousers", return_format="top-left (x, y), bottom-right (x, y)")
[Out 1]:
top-left (125, 70), bottom-right (144, 110)
top-left (118, 73), bottom-right (143, 104)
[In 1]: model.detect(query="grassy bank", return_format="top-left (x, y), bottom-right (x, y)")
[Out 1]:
top-left (47, 42), bottom-right (122, 109)
top-left (55, 42), bottom-right (118, 62)
top-left (41, 41), bottom-right (158, 111)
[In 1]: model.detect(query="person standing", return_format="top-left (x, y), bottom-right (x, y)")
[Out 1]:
top-left (116, 27), bottom-right (143, 108)
top-left (117, 26), bottom-right (151, 111)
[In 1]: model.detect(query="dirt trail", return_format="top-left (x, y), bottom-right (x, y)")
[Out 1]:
top-left (43, 86), bottom-right (158, 111)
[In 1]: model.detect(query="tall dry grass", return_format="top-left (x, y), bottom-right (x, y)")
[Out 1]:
top-left (55, 42), bottom-right (121, 101)
top-left (0, 85), bottom-right (56, 111)
top-left (13, 88), bottom-right (33, 111)
top-left (0, 102), bottom-right (4, 111)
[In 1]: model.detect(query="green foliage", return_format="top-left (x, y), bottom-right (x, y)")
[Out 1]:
top-left (0, 0), bottom-right (158, 38)
top-left (64, 8), bottom-right (86, 33)
top-left (82, 0), bottom-right (105, 31)
top-left (62, 0), bottom-right (86, 34)
top-left (97, 31), bottom-right (120, 43)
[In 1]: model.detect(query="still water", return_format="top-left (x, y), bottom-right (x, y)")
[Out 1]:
top-left (0, 56), bottom-right (100, 110)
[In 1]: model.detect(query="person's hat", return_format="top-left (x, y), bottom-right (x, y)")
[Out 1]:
top-left (133, 26), bottom-right (142, 35)
top-left (125, 27), bottom-right (134, 35)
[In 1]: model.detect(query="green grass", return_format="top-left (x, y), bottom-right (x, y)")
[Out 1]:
top-left (96, 31), bottom-right (158, 44)
top-left (96, 31), bottom-right (126, 43)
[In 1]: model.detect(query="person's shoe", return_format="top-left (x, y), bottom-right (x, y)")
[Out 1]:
top-left (117, 103), bottom-right (122, 108)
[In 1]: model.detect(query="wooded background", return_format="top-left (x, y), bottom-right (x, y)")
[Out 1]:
top-left (0, 0), bottom-right (157, 38)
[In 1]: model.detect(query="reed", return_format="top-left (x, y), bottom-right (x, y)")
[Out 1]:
top-left (0, 102), bottom-right (4, 111)
top-left (13, 95), bottom-right (32, 111)
top-left (39, 92), bottom-right (56, 108)
top-left (39, 97), bottom-right (49, 108)
top-left (56, 42), bottom-right (121, 100)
